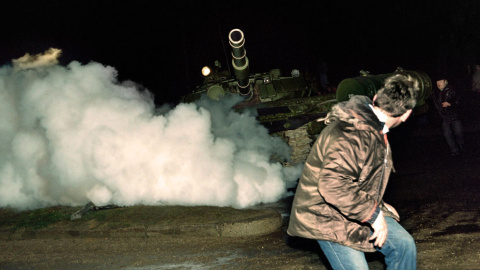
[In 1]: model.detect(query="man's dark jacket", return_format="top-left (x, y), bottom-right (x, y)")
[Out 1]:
top-left (433, 85), bottom-right (460, 122)
top-left (287, 95), bottom-right (399, 252)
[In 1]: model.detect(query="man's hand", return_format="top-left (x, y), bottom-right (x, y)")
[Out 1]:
top-left (369, 211), bottom-right (388, 248)
top-left (442, 101), bottom-right (451, 107)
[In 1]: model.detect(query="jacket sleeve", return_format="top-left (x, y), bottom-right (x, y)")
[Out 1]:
top-left (316, 130), bottom-right (379, 224)
top-left (446, 88), bottom-right (459, 106)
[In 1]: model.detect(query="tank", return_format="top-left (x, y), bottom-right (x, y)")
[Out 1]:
top-left (182, 29), bottom-right (336, 164)
top-left (182, 29), bottom-right (432, 164)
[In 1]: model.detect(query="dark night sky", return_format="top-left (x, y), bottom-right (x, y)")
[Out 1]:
top-left (1, 0), bottom-right (479, 105)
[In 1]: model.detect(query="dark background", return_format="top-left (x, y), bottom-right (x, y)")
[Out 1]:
top-left (1, 0), bottom-right (479, 105)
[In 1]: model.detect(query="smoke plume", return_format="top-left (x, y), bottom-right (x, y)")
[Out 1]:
top-left (0, 49), bottom-right (302, 210)
top-left (12, 48), bottom-right (62, 71)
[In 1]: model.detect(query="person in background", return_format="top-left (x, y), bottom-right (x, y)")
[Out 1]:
top-left (433, 75), bottom-right (465, 156)
top-left (288, 74), bottom-right (418, 269)
top-left (472, 65), bottom-right (480, 99)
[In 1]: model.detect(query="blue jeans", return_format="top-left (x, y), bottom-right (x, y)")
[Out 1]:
top-left (442, 120), bottom-right (464, 154)
top-left (317, 217), bottom-right (416, 270)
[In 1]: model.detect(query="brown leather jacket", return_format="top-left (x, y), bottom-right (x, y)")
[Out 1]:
top-left (287, 95), bottom-right (399, 252)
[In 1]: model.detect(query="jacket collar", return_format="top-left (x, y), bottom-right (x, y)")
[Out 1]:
top-left (326, 95), bottom-right (384, 132)
top-left (325, 95), bottom-right (386, 145)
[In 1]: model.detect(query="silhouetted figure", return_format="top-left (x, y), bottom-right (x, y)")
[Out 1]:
top-left (433, 75), bottom-right (465, 156)
top-left (317, 60), bottom-right (329, 94)
top-left (472, 65), bottom-right (480, 99)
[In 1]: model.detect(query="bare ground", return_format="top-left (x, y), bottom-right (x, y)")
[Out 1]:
top-left (1, 202), bottom-right (479, 270)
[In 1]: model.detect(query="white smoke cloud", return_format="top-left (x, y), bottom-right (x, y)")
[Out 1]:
top-left (0, 58), bottom-right (302, 210)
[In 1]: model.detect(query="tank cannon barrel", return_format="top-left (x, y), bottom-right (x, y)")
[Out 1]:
top-left (228, 29), bottom-right (250, 94)
top-left (336, 68), bottom-right (432, 108)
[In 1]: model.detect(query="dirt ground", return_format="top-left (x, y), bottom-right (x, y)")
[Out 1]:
top-left (0, 223), bottom-right (373, 270)
top-left (1, 199), bottom-right (479, 270)
top-left (1, 93), bottom-right (480, 270)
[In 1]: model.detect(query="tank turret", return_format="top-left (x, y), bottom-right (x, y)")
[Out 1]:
top-left (182, 29), bottom-right (336, 164)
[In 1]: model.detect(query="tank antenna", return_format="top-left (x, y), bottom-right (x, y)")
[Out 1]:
top-left (214, 7), bottom-right (231, 75)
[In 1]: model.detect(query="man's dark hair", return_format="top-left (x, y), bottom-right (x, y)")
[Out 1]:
top-left (373, 74), bottom-right (418, 117)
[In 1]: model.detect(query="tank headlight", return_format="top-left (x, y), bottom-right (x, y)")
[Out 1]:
top-left (263, 76), bottom-right (271, 84)
top-left (202, 66), bottom-right (211, 77)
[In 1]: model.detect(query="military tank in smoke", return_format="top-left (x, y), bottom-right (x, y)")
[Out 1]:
top-left (182, 29), bottom-right (337, 164)
top-left (182, 29), bottom-right (433, 164)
